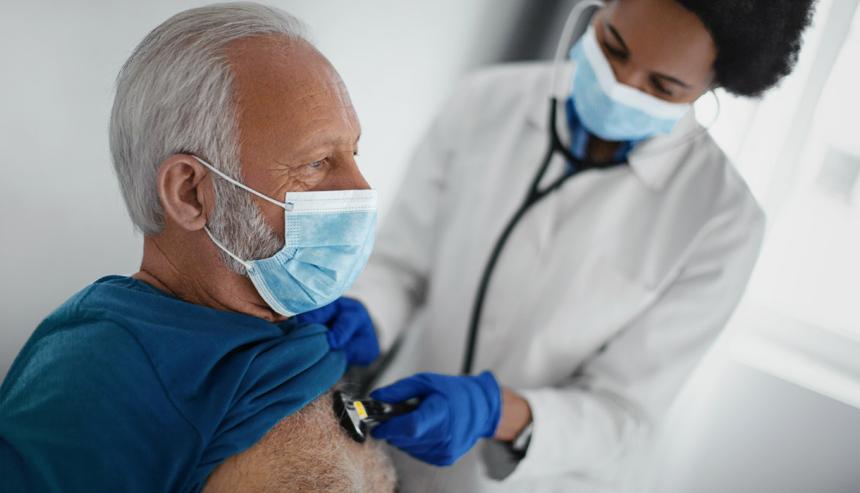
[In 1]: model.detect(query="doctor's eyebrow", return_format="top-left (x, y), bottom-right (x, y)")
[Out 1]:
top-left (605, 22), bottom-right (630, 54)
top-left (653, 72), bottom-right (690, 88)
top-left (604, 21), bottom-right (691, 89)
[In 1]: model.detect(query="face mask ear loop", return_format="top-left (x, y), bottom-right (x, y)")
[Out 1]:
top-left (191, 155), bottom-right (293, 211)
top-left (550, 0), bottom-right (603, 101)
top-left (701, 88), bottom-right (722, 131)
top-left (204, 226), bottom-right (252, 270)
top-left (617, 88), bottom-right (722, 160)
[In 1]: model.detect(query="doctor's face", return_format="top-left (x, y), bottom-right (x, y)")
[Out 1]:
top-left (593, 0), bottom-right (717, 103)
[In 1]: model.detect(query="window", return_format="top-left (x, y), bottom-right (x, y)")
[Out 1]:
top-left (695, 0), bottom-right (860, 405)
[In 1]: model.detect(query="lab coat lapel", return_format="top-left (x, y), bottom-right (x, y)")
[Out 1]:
top-left (626, 110), bottom-right (703, 191)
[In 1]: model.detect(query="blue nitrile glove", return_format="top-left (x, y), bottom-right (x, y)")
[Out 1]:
top-left (296, 297), bottom-right (380, 366)
top-left (369, 371), bottom-right (502, 466)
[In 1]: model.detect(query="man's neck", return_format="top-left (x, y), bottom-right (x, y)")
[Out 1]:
top-left (133, 234), bottom-right (285, 323)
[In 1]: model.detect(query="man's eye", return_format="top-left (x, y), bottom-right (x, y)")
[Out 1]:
top-left (308, 159), bottom-right (326, 169)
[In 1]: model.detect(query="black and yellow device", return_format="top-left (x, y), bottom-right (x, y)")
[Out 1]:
top-left (332, 390), bottom-right (419, 443)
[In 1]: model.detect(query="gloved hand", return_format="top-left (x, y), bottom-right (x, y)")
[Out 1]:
top-left (370, 371), bottom-right (502, 466)
top-left (296, 297), bottom-right (380, 366)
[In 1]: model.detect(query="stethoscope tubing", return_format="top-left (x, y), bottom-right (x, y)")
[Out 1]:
top-left (460, 97), bottom-right (626, 374)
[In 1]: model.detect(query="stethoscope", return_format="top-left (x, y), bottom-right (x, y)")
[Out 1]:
top-left (460, 96), bottom-right (627, 374)
top-left (460, 0), bottom-right (606, 375)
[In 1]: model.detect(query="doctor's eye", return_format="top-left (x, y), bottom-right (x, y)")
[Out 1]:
top-left (650, 76), bottom-right (674, 97)
top-left (602, 42), bottom-right (628, 62)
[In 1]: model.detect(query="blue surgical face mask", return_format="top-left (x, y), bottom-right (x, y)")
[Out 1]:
top-left (569, 26), bottom-right (690, 142)
top-left (193, 156), bottom-right (377, 317)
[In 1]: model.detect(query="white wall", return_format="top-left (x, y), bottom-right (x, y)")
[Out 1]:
top-left (651, 347), bottom-right (860, 493)
top-left (0, 0), bottom-right (523, 378)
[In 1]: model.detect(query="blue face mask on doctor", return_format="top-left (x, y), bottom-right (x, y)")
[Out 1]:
top-left (569, 26), bottom-right (690, 142)
top-left (193, 156), bottom-right (377, 317)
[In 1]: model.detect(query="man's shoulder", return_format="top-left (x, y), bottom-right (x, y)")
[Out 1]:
top-left (0, 312), bottom-right (201, 492)
top-left (1, 314), bottom-right (155, 404)
top-left (33, 276), bottom-right (144, 335)
top-left (8, 277), bottom-right (149, 379)
top-left (1, 276), bottom-right (173, 411)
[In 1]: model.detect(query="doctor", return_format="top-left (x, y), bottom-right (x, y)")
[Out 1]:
top-left (311, 0), bottom-right (816, 490)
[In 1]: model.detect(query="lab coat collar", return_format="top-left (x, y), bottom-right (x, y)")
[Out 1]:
top-left (527, 62), bottom-right (704, 191)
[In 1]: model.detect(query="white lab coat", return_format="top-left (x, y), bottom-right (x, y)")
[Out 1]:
top-left (349, 61), bottom-right (765, 492)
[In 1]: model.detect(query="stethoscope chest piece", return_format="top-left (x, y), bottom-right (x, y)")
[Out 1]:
top-left (332, 390), bottom-right (420, 443)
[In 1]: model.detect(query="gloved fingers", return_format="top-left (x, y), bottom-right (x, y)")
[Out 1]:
top-left (407, 446), bottom-right (459, 467)
top-left (381, 432), bottom-right (439, 451)
top-left (369, 374), bottom-right (436, 403)
top-left (344, 341), bottom-right (379, 366)
top-left (370, 394), bottom-right (447, 441)
top-left (337, 297), bottom-right (365, 312)
top-left (326, 300), bottom-right (373, 349)
top-left (326, 319), bottom-right (379, 365)
top-left (385, 441), bottom-right (438, 455)
top-left (348, 326), bottom-right (380, 363)
top-left (391, 441), bottom-right (455, 466)
top-left (383, 433), bottom-right (460, 467)
top-left (325, 329), bottom-right (337, 351)
top-left (325, 320), bottom-right (356, 350)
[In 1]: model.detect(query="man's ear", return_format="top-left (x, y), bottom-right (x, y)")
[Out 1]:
top-left (156, 154), bottom-right (214, 232)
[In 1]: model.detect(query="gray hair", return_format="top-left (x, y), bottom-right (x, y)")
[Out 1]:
top-left (110, 2), bottom-right (307, 271)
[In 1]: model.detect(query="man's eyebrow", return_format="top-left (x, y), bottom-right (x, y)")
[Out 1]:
top-left (605, 22), bottom-right (629, 54)
top-left (653, 72), bottom-right (691, 89)
top-left (291, 127), bottom-right (361, 154)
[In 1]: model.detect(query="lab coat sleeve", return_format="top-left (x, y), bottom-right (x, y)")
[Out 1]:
top-left (348, 80), bottom-right (472, 351)
top-left (505, 196), bottom-right (766, 481)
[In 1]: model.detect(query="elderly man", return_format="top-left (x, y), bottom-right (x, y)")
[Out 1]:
top-left (0, 3), bottom-right (393, 492)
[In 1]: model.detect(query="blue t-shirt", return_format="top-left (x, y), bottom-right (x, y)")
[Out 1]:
top-left (0, 275), bottom-right (346, 492)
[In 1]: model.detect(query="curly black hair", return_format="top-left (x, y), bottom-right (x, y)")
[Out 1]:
top-left (677, 0), bottom-right (817, 97)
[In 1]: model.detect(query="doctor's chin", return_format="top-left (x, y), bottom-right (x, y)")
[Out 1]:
top-left (4, 0), bottom-right (858, 492)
